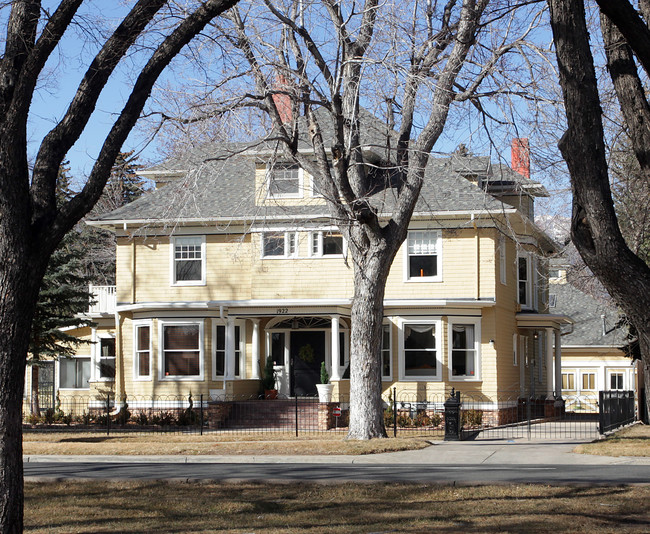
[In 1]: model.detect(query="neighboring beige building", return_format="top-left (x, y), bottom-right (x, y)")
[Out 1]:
top-left (549, 263), bottom-right (637, 413)
top-left (51, 117), bottom-right (573, 416)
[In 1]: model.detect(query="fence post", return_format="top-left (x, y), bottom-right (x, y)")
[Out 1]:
top-left (393, 387), bottom-right (397, 438)
top-left (526, 396), bottom-right (531, 440)
top-left (295, 395), bottom-right (299, 437)
top-left (200, 394), bottom-right (204, 436)
top-left (106, 394), bottom-right (111, 436)
top-left (444, 389), bottom-right (461, 441)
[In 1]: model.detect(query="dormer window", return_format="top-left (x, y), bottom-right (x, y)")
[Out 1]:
top-left (268, 163), bottom-right (302, 198)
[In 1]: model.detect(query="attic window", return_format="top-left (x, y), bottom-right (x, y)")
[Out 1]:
top-left (549, 294), bottom-right (557, 308)
top-left (268, 163), bottom-right (302, 198)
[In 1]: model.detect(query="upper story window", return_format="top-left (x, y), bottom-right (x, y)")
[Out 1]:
top-left (262, 232), bottom-right (297, 258)
top-left (405, 230), bottom-right (441, 281)
top-left (517, 253), bottom-right (532, 309)
top-left (268, 163), bottom-right (302, 198)
top-left (172, 236), bottom-right (205, 286)
top-left (310, 231), bottom-right (345, 257)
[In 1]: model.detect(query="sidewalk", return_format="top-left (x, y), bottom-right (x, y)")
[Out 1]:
top-left (24, 437), bottom-right (650, 466)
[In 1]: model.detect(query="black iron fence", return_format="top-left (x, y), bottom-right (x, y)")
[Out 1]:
top-left (21, 389), bottom-right (622, 440)
top-left (599, 390), bottom-right (635, 434)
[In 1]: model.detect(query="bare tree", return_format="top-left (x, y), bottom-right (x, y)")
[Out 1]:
top-left (547, 0), bottom-right (650, 421)
top-left (0, 1), bottom-right (238, 531)
top-left (165, 0), bottom-right (548, 439)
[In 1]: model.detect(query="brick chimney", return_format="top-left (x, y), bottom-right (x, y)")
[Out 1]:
top-left (511, 138), bottom-right (530, 179)
top-left (272, 75), bottom-right (292, 124)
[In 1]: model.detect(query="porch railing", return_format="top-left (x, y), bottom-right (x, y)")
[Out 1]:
top-left (88, 285), bottom-right (116, 315)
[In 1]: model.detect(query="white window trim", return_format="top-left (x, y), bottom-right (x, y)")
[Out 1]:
top-left (266, 163), bottom-right (304, 199)
top-left (133, 320), bottom-right (153, 382)
top-left (607, 370), bottom-right (626, 391)
top-left (381, 322), bottom-right (393, 381)
top-left (499, 236), bottom-right (507, 285)
top-left (261, 231), bottom-right (299, 259)
top-left (94, 333), bottom-right (116, 382)
top-left (403, 230), bottom-right (443, 283)
top-left (517, 252), bottom-right (533, 310)
top-left (398, 317), bottom-right (442, 381)
top-left (170, 235), bottom-right (206, 287)
top-left (58, 356), bottom-right (91, 390)
top-left (448, 317), bottom-right (481, 382)
top-left (562, 371), bottom-right (577, 390)
top-left (158, 319), bottom-right (205, 381)
top-left (211, 320), bottom-right (247, 381)
top-left (579, 370), bottom-right (597, 392)
top-left (308, 231), bottom-right (346, 259)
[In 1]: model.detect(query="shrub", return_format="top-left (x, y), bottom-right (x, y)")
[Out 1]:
top-left (414, 412), bottom-right (431, 427)
top-left (151, 411), bottom-right (176, 426)
top-left (431, 412), bottom-right (442, 427)
top-left (136, 412), bottom-right (149, 426)
top-left (383, 409), bottom-right (394, 428)
top-left (397, 413), bottom-right (413, 427)
top-left (461, 409), bottom-right (483, 427)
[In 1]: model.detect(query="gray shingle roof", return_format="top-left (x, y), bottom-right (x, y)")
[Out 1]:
top-left (91, 110), bottom-right (523, 223)
top-left (550, 282), bottom-right (627, 347)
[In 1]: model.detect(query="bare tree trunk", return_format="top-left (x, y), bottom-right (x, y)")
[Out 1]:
top-left (548, 0), bottom-right (650, 423)
top-left (347, 250), bottom-right (391, 439)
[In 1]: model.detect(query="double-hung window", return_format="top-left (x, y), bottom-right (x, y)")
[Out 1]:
top-left (405, 230), bottom-right (441, 281)
top-left (98, 337), bottom-right (115, 380)
top-left (562, 372), bottom-right (576, 390)
top-left (449, 318), bottom-right (480, 380)
top-left (134, 322), bottom-right (151, 380)
top-left (268, 163), bottom-right (302, 198)
top-left (60, 357), bottom-right (90, 389)
top-left (517, 253), bottom-right (532, 309)
top-left (381, 324), bottom-right (392, 380)
top-left (172, 236), bottom-right (205, 285)
top-left (160, 321), bottom-right (204, 380)
top-left (581, 372), bottom-right (596, 391)
top-left (310, 231), bottom-right (345, 257)
top-left (400, 319), bottom-right (441, 380)
top-left (262, 232), bottom-right (297, 258)
top-left (609, 372), bottom-right (625, 390)
top-left (213, 322), bottom-right (246, 379)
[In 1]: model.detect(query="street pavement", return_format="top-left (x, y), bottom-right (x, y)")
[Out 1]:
top-left (23, 437), bottom-right (650, 485)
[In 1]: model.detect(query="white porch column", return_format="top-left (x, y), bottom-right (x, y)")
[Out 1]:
top-left (225, 317), bottom-right (235, 380)
top-left (330, 315), bottom-right (341, 381)
top-left (546, 328), bottom-right (554, 399)
top-left (251, 319), bottom-right (260, 379)
top-left (554, 329), bottom-right (562, 398)
top-left (90, 326), bottom-right (98, 381)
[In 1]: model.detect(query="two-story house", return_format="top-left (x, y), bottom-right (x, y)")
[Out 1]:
top-left (50, 116), bottom-right (571, 422)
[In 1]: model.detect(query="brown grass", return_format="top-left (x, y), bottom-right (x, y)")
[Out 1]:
top-left (24, 481), bottom-right (650, 533)
top-left (23, 431), bottom-right (433, 456)
top-left (575, 424), bottom-right (650, 457)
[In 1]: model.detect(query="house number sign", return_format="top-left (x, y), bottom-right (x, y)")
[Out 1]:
top-left (276, 308), bottom-right (289, 314)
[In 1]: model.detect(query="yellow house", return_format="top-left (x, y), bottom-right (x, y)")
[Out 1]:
top-left (73, 124), bottom-right (571, 421)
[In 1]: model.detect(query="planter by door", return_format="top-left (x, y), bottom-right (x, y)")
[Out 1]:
top-left (316, 383), bottom-right (334, 403)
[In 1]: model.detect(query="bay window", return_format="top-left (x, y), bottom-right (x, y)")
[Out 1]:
top-left (400, 319), bottom-right (441, 380)
top-left (60, 357), bottom-right (90, 389)
top-left (134, 322), bottom-right (151, 379)
top-left (448, 318), bottom-right (481, 380)
top-left (160, 321), bottom-right (204, 380)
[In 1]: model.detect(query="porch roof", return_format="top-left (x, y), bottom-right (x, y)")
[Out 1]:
top-left (516, 312), bottom-right (573, 331)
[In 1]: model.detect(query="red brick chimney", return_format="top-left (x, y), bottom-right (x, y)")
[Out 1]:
top-left (272, 75), bottom-right (292, 124)
top-left (511, 138), bottom-right (530, 179)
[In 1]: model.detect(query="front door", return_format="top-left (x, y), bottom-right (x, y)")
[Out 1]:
top-left (290, 331), bottom-right (325, 397)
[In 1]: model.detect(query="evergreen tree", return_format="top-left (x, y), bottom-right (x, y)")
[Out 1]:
top-left (27, 167), bottom-right (94, 415)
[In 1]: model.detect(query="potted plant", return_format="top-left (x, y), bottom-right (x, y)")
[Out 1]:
top-left (316, 361), bottom-right (334, 403)
top-left (261, 355), bottom-right (278, 399)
